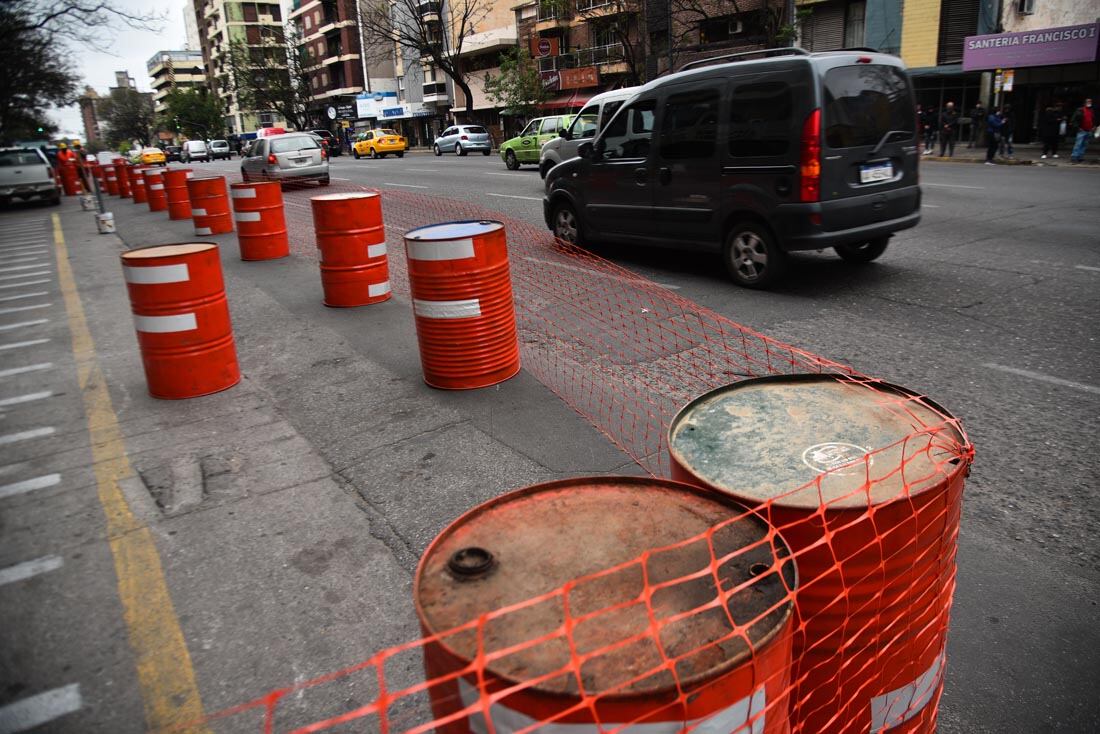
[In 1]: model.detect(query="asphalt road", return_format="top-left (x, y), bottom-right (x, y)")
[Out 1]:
top-left (1, 151), bottom-right (1097, 732)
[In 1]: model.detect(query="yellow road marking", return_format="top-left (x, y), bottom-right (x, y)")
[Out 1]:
top-left (52, 214), bottom-right (208, 732)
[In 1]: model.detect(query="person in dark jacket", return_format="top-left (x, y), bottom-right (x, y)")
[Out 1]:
top-left (968, 101), bottom-right (986, 148)
top-left (922, 106), bottom-right (937, 154)
top-left (985, 109), bottom-right (1004, 164)
top-left (1070, 98), bottom-right (1095, 163)
top-left (939, 101), bottom-right (959, 157)
top-left (998, 105), bottom-right (1016, 157)
top-left (1040, 104), bottom-right (1064, 159)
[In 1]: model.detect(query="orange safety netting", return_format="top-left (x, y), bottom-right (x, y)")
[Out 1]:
top-left (167, 179), bottom-right (973, 734)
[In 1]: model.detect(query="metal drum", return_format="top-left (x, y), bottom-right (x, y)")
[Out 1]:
top-left (310, 192), bottom-right (390, 307)
top-left (130, 166), bottom-right (149, 204)
top-left (230, 181), bottom-right (289, 261)
top-left (59, 164), bottom-right (80, 196)
top-left (416, 476), bottom-right (797, 734)
top-left (667, 374), bottom-right (972, 734)
top-left (119, 243), bottom-right (240, 399)
top-left (163, 168), bottom-right (193, 220)
top-left (103, 164), bottom-right (119, 196)
top-left (403, 220), bottom-right (520, 390)
top-left (144, 168), bottom-right (168, 212)
top-left (112, 158), bottom-right (131, 197)
top-left (187, 176), bottom-right (233, 236)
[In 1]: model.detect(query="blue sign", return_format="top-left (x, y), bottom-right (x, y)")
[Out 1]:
top-left (383, 107), bottom-right (404, 118)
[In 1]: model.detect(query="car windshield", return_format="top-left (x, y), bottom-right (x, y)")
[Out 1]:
top-left (270, 137), bottom-right (320, 153)
top-left (0, 150), bottom-right (43, 166)
top-left (464, 126), bottom-right (487, 135)
top-left (823, 65), bottom-right (915, 149)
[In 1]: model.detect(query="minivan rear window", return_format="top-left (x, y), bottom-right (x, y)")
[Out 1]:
top-left (463, 126), bottom-right (487, 135)
top-left (823, 65), bottom-right (915, 149)
top-left (271, 137), bottom-right (320, 153)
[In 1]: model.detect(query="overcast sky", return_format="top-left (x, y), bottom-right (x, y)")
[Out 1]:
top-left (51, 0), bottom-right (194, 138)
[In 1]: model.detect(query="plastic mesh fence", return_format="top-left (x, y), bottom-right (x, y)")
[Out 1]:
top-left (166, 178), bottom-right (973, 734)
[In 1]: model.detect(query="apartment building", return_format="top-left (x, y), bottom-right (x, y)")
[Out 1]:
top-left (190, 0), bottom-right (288, 134)
top-left (77, 87), bottom-right (102, 145)
top-left (147, 50), bottom-right (208, 114)
top-left (446, 1), bottom-right (518, 137)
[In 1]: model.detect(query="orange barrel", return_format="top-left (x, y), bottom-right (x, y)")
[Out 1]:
top-left (144, 168), bottom-right (168, 212)
top-left (119, 243), bottom-right (240, 399)
top-left (130, 166), bottom-right (149, 204)
top-left (230, 181), bottom-right (289, 260)
top-left (187, 176), bottom-right (234, 236)
top-left (417, 476), bottom-right (797, 734)
top-left (310, 192), bottom-right (389, 306)
top-left (59, 164), bottom-right (80, 196)
top-left (403, 220), bottom-right (520, 390)
top-left (667, 375), bottom-right (972, 734)
top-left (164, 168), bottom-right (194, 220)
top-left (113, 158), bottom-right (132, 198)
top-left (103, 164), bottom-right (120, 196)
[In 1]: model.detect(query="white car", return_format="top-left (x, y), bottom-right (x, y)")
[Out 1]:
top-left (181, 140), bottom-right (210, 163)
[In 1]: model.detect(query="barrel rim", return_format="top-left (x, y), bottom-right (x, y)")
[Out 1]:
top-left (414, 474), bottom-right (797, 701)
top-left (121, 242), bottom-right (217, 260)
top-left (405, 219), bottom-right (505, 242)
top-left (310, 191), bottom-right (379, 202)
top-left (667, 373), bottom-right (973, 511)
top-left (230, 180), bottom-right (280, 190)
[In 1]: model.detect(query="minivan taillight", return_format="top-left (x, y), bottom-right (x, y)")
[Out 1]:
top-left (800, 109), bottom-right (822, 203)
top-left (267, 154), bottom-right (277, 164)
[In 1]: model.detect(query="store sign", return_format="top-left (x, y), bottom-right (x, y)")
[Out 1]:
top-left (559, 66), bottom-right (598, 90)
top-left (382, 107), bottom-right (405, 118)
top-left (1002, 68), bottom-right (1014, 92)
top-left (540, 70), bottom-right (560, 92)
top-left (336, 103), bottom-right (355, 119)
top-left (962, 22), bottom-right (1099, 71)
top-left (530, 36), bottom-right (559, 57)
top-left (355, 91), bottom-right (399, 119)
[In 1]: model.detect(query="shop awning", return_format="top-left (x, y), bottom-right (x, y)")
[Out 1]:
top-left (539, 92), bottom-right (591, 110)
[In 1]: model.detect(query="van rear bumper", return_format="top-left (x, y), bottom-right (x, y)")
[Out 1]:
top-left (774, 185), bottom-right (922, 251)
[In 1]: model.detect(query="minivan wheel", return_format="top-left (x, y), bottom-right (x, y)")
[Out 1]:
top-left (540, 160), bottom-right (553, 179)
top-left (723, 223), bottom-right (786, 289)
top-left (433, 144), bottom-right (442, 156)
top-left (551, 201), bottom-right (584, 246)
top-left (834, 237), bottom-right (889, 264)
top-left (504, 150), bottom-right (519, 170)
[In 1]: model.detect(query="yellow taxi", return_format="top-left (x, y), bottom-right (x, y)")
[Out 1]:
top-left (352, 129), bottom-right (407, 159)
top-left (139, 147), bottom-right (167, 166)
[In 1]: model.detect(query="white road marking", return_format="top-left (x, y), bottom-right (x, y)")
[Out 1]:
top-left (384, 224), bottom-right (407, 233)
top-left (922, 182), bottom-right (985, 190)
top-left (0, 246), bottom-right (49, 254)
top-left (382, 182), bottom-right (428, 188)
top-left (0, 292), bottom-right (48, 303)
top-left (0, 474), bottom-right (61, 500)
top-left (406, 168), bottom-right (439, 172)
top-left (484, 172), bottom-right (522, 176)
top-left (331, 177), bottom-right (352, 181)
top-left (0, 271), bottom-right (50, 282)
top-left (0, 239), bottom-right (49, 246)
top-left (0, 683), bottom-right (81, 733)
top-left (0, 303), bottom-right (51, 315)
top-left (0, 555), bottom-right (63, 586)
top-left (922, 204), bottom-right (941, 208)
top-left (520, 256), bottom-right (680, 290)
top-left (1074, 265), bottom-right (1100, 273)
top-left (0, 338), bottom-right (49, 351)
top-left (487, 193), bottom-right (542, 201)
top-left (984, 363), bottom-right (1100, 396)
top-left (0, 279), bottom-right (50, 291)
top-left (0, 320), bottom-right (48, 332)
top-left (0, 264), bottom-right (48, 274)
top-left (0, 391), bottom-right (52, 407)
top-left (0, 363), bottom-right (53, 378)
top-left (0, 427), bottom-right (55, 445)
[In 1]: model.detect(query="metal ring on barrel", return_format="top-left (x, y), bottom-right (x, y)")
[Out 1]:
top-left (310, 192), bottom-right (390, 307)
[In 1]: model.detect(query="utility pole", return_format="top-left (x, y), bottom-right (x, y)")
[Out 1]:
top-left (786, 0), bottom-right (796, 47)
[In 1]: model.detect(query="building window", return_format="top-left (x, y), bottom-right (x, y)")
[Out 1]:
top-left (592, 24), bottom-right (617, 48)
top-left (1017, 0), bottom-right (1035, 13)
top-left (699, 16), bottom-right (744, 46)
top-left (305, 14), bottom-right (311, 30)
top-left (843, 1), bottom-right (866, 48)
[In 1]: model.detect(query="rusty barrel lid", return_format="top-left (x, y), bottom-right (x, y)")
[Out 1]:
top-left (405, 220), bottom-right (503, 241)
top-left (669, 374), bottom-right (969, 510)
top-left (121, 243), bottom-right (216, 261)
top-left (415, 476), bottom-right (795, 698)
top-left (311, 191), bottom-right (377, 202)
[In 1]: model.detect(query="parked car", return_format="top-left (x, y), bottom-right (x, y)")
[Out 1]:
top-left (164, 145), bottom-right (182, 162)
top-left (353, 129), bottom-right (407, 159)
top-left (240, 132), bottom-right (329, 186)
top-left (180, 140), bottom-right (209, 163)
top-left (500, 114), bottom-right (575, 170)
top-left (138, 147), bottom-right (166, 166)
top-left (540, 88), bottom-right (637, 178)
top-left (544, 49), bottom-right (922, 289)
top-left (0, 147), bottom-right (60, 207)
top-left (433, 125), bottom-right (492, 156)
top-left (310, 129), bottom-right (342, 157)
top-left (209, 140), bottom-right (232, 160)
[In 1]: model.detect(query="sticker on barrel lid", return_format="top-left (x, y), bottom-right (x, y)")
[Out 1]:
top-left (802, 442), bottom-right (873, 475)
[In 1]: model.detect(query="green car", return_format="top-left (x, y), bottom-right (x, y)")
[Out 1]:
top-left (500, 114), bottom-right (576, 170)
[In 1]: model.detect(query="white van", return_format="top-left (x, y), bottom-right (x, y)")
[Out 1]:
top-left (539, 86), bottom-right (639, 178)
top-left (180, 140), bottom-right (209, 163)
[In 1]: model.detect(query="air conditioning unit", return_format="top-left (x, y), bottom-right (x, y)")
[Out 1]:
top-left (1017, 0), bottom-right (1035, 14)
top-left (729, 20), bottom-right (743, 35)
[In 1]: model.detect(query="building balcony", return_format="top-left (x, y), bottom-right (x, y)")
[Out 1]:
top-left (419, 41), bottom-right (444, 59)
top-left (538, 54), bottom-right (578, 72)
top-left (422, 82), bottom-right (449, 103)
top-left (574, 42), bottom-right (624, 67)
top-left (457, 25), bottom-right (518, 57)
top-left (417, 1), bottom-right (441, 22)
top-left (575, 0), bottom-right (637, 14)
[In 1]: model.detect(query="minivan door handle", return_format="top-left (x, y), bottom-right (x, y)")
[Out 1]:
top-left (658, 166), bottom-right (672, 185)
top-left (634, 166), bottom-right (648, 186)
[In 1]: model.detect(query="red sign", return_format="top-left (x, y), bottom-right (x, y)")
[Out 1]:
top-left (530, 36), bottom-right (559, 58)
top-left (540, 70), bottom-right (560, 92)
top-left (559, 66), bottom-right (598, 90)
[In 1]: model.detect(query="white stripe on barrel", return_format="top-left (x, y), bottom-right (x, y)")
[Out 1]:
top-left (133, 313), bottom-right (198, 333)
top-left (870, 651), bottom-right (945, 731)
top-left (367, 243), bottom-right (387, 259)
top-left (192, 208), bottom-right (208, 216)
top-left (195, 227), bottom-right (212, 235)
top-left (149, 184), bottom-right (164, 191)
top-left (413, 298), bottom-right (480, 320)
top-left (122, 264), bottom-right (190, 285)
top-left (230, 188), bottom-right (256, 199)
top-left (407, 238), bottom-right (474, 262)
top-left (234, 212), bottom-right (261, 223)
top-left (368, 281), bottom-right (391, 298)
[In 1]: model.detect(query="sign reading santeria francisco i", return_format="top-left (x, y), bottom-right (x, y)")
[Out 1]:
top-left (963, 22), bottom-right (1099, 71)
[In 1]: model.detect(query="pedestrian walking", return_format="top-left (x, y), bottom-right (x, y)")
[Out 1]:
top-left (939, 102), bottom-right (959, 157)
top-left (998, 105), bottom-right (1015, 157)
top-left (1070, 98), bottom-right (1096, 164)
top-left (921, 106), bottom-right (937, 154)
top-left (1040, 104), bottom-right (1064, 159)
top-left (968, 101), bottom-right (986, 148)
top-left (985, 109), bottom-right (1004, 165)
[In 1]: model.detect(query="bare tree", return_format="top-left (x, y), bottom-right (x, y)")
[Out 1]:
top-left (0, 5), bottom-right (78, 141)
top-left (664, 0), bottom-right (797, 73)
top-left (222, 24), bottom-right (315, 132)
top-left (358, 0), bottom-right (492, 113)
top-left (1, 0), bottom-right (163, 51)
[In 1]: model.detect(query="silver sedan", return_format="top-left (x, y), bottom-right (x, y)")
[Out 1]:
top-left (240, 133), bottom-right (330, 185)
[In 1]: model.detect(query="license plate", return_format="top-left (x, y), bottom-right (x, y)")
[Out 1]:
top-left (291, 157), bottom-right (310, 166)
top-left (860, 162), bottom-right (893, 183)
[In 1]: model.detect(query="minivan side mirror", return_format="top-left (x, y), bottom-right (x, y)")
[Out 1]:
top-left (559, 128), bottom-right (570, 140)
top-left (578, 141), bottom-right (594, 159)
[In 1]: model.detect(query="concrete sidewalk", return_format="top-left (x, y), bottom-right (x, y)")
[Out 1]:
top-left (921, 140), bottom-right (1100, 167)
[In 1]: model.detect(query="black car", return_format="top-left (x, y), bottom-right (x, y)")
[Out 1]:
top-left (544, 48), bottom-right (921, 288)
top-left (310, 129), bottom-right (342, 156)
top-left (164, 145), bottom-right (182, 162)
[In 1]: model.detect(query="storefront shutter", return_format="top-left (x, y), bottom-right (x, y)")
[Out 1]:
top-left (937, 0), bottom-right (980, 65)
top-left (802, 3), bottom-right (846, 52)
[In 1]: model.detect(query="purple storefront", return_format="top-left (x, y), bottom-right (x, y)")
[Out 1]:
top-left (962, 22), bottom-right (1100, 143)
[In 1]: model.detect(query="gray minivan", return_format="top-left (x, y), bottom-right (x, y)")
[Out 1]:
top-left (540, 86), bottom-right (638, 178)
top-left (544, 49), bottom-right (921, 288)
